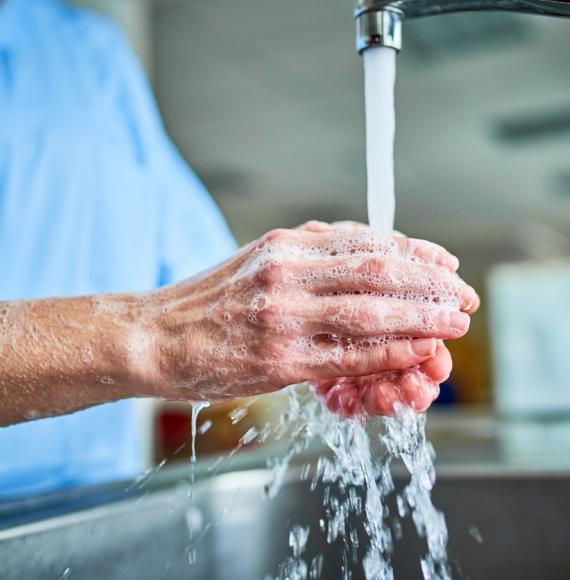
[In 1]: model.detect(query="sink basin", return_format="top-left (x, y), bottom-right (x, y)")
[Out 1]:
top-left (1, 463), bottom-right (570, 579)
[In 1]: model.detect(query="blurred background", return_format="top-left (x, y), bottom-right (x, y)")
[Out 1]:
top-left (75, 0), bottom-right (570, 464)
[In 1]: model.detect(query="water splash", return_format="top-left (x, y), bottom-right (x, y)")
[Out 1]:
top-left (363, 43), bottom-right (450, 578)
top-left (383, 407), bottom-right (451, 579)
top-left (276, 525), bottom-right (310, 580)
top-left (198, 419), bottom-right (212, 435)
top-left (271, 46), bottom-right (449, 579)
top-left (268, 387), bottom-right (394, 578)
top-left (229, 405), bottom-right (249, 425)
top-left (191, 402), bottom-right (210, 464)
top-left (270, 387), bottom-right (449, 579)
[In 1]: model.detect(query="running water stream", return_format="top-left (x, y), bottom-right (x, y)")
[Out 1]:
top-left (364, 48), bottom-right (396, 235)
top-left (363, 46), bottom-right (450, 579)
top-left (270, 47), bottom-right (451, 579)
top-left (191, 402), bottom-right (211, 464)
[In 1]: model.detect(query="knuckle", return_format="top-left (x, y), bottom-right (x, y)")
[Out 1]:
top-left (254, 261), bottom-right (287, 288)
top-left (363, 257), bottom-right (387, 276)
top-left (263, 228), bottom-right (290, 244)
top-left (341, 350), bottom-right (362, 374)
top-left (256, 303), bottom-right (282, 327)
top-left (395, 235), bottom-right (412, 254)
top-left (354, 303), bottom-right (379, 333)
top-left (383, 342), bottom-right (402, 368)
top-left (300, 220), bottom-right (326, 232)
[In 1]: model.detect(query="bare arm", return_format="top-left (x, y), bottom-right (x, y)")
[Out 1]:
top-left (0, 294), bottom-right (151, 426)
top-left (0, 226), bottom-right (478, 427)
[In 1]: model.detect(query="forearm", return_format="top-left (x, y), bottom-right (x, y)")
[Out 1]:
top-left (0, 294), bottom-right (154, 427)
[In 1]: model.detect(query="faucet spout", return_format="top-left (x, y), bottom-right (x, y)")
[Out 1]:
top-left (355, 0), bottom-right (570, 53)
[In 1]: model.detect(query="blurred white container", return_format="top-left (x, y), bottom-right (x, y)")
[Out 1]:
top-left (488, 259), bottom-right (570, 416)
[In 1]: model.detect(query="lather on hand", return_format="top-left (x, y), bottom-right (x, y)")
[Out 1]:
top-left (142, 222), bottom-right (478, 409)
top-left (298, 221), bottom-right (479, 417)
top-left (0, 223), bottom-right (478, 426)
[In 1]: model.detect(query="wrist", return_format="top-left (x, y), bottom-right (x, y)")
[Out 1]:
top-left (117, 288), bottom-right (204, 400)
top-left (93, 292), bottom-right (163, 399)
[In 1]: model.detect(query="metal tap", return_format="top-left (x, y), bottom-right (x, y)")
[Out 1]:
top-left (355, 0), bottom-right (570, 52)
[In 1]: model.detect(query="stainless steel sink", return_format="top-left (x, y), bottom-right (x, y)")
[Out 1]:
top-left (1, 461), bottom-right (570, 579)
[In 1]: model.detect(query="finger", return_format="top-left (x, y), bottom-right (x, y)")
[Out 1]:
top-left (300, 336), bottom-right (439, 381)
top-left (300, 230), bottom-right (460, 273)
top-left (361, 374), bottom-right (404, 416)
top-left (314, 375), bottom-right (378, 417)
top-left (362, 343), bottom-right (450, 414)
top-left (295, 221), bottom-right (334, 233)
top-left (331, 221), bottom-right (368, 230)
top-left (322, 380), bottom-right (366, 417)
top-left (391, 236), bottom-right (459, 272)
top-left (418, 340), bottom-right (453, 383)
top-left (356, 370), bottom-right (438, 415)
top-left (296, 220), bottom-right (368, 233)
top-left (259, 229), bottom-right (459, 273)
top-left (465, 288), bottom-right (481, 315)
top-left (314, 359), bottom-right (444, 417)
top-left (399, 369), bottom-right (440, 413)
top-left (291, 295), bottom-right (470, 339)
top-left (292, 256), bottom-right (476, 311)
top-left (313, 372), bottom-right (427, 417)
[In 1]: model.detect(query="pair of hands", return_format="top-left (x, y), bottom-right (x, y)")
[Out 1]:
top-left (301, 221), bottom-right (478, 416)
top-left (142, 221), bottom-right (479, 417)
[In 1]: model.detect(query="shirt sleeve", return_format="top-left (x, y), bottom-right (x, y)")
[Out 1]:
top-left (106, 22), bottom-right (238, 286)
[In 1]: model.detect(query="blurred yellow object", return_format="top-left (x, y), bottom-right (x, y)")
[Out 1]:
top-left (445, 284), bottom-right (491, 405)
top-left (155, 393), bottom-right (288, 463)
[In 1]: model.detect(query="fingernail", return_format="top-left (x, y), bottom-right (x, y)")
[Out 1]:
top-left (462, 286), bottom-right (477, 310)
top-left (450, 311), bottom-right (470, 333)
top-left (412, 338), bottom-right (437, 357)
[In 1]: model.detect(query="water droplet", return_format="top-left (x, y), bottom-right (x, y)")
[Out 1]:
top-left (469, 524), bottom-right (483, 544)
top-left (198, 420), bottom-right (212, 435)
top-left (191, 402), bottom-right (210, 464)
top-left (229, 406), bottom-right (248, 425)
top-left (239, 427), bottom-right (259, 446)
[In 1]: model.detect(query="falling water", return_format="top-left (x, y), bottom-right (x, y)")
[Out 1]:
top-left (191, 402), bottom-right (210, 464)
top-left (363, 47), bottom-right (396, 234)
top-left (187, 401), bottom-right (211, 567)
top-left (363, 46), bottom-right (451, 579)
top-left (272, 47), bottom-right (451, 580)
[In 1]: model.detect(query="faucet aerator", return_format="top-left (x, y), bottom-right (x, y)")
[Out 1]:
top-left (355, 0), bottom-right (570, 53)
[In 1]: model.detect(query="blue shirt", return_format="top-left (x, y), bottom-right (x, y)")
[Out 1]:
top-left (0, 0), bottom-right (236, 498)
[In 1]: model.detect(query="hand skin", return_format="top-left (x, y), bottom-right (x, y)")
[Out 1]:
top-left (0, 224), bottom-right (478, 427)
top-left (314, 340), bottom-right (452, 417)
top-left (301, 221), bottom-right (479, 418)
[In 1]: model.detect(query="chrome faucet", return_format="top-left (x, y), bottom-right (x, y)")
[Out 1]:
top-left (355, 0), bottom-right (570, 52)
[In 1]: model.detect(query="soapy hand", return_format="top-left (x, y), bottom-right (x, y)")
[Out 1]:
top-left (142, 223), bottom-right (478, 408)
top-left (300, 221), bottom-right (479, 417)
top-left (0, 222), bottom-right (477, 427)
top-left (314, 340), bottom-right (451, 416)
